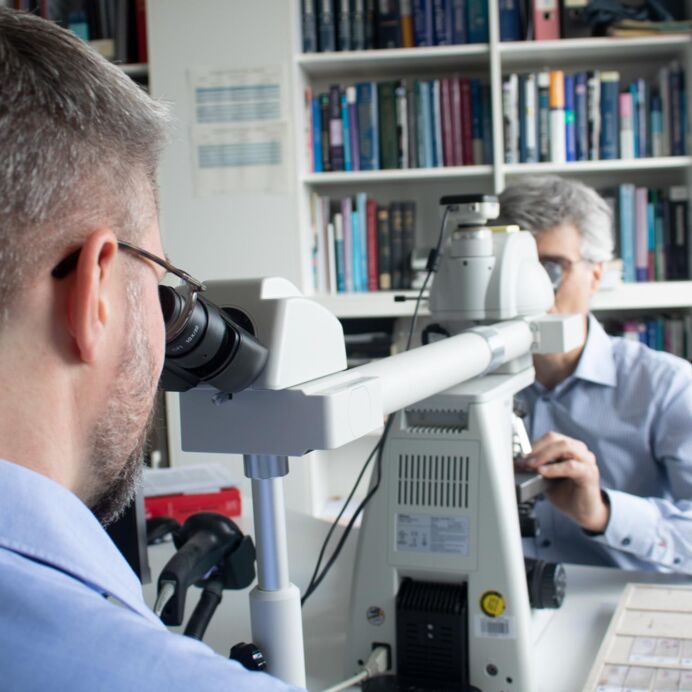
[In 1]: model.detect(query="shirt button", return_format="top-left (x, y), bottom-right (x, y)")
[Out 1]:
top-left (542, 540), bottom-right (551, 548)
top-left (674, 557), bottom-right (682, 565)
top-left (622, 537), bottom-right (631, 546)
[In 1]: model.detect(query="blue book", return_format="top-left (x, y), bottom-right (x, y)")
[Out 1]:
top-left (341, 93), bottom-right (352, 171)
top-left (650, 93), bottom-right (663, 156)
top-left (600, 72), bottom-right (620, 160)
top-left (351, 208), bottom-right (362, 291)
top-left (312, 96), bottom-right (323, 172)
top-left (499, 0), bottom-right (522, 41)
top-left (356, 82), bottom-right (380, 170)
top-left (433, 0), bottom-right (453, 45)
top-left (302, 0), bottom-right (318, 52)
top-left (670, 63), bottom-right (686, 155)
top-left (619, 184), bottom-right (636, 283)
top-left (575, 72), bottom-right (588, 161)
top-left (630, 83), bottom-right (640, 158)
top-left (451, 0), bottom-right (467, 44)
top-left (416, 80), bottom-right (434, 168)
top-left (637, 79), bottom-right (648, 158)
top-left (647, 200), bottom-right (655, 278)
top-left (413, 0), bottom-right (434, 46)
top-left (356, 192), bottom-right (369, 292)
top-left (467, 0), bottom-right (488, 43)
top-left (334, 217), bottom-right (346, 292)
top-left (647, 320), bottom-right (657, 350)
top-left (564, 74), bottom-right (576, 162)
top-left (318, 0), bottom-right (336, 51)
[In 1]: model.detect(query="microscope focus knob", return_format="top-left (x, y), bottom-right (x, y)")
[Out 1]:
top-left (230, 642), bottom-right (267, 672)
top-left (524, 558), bottom-right (567, 609)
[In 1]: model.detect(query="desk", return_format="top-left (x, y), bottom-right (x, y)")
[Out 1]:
top-left (143, 511), bottom-right (691, 691)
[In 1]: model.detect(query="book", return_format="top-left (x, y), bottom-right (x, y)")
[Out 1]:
top-left (389, 202), bottom-right (404, 289)
top-left (318, 0), bottom-right (336, 51)
top-left (634, 186), bottom-right (648, 281)
top-left (503, 73), bottom-right (519, 163)
top-left (377, 206), bottom-right (392, 289)
top-left (402, 201), bottom-right (416, 288)
top-left (352, 0), bottom-right (366, 49)
top-left (351, 208), bottom-right (363, 291)
top-left (342, 197), bottom-right (354, 291)
top-left (341, 91), bottom-right (352, 171)
top-left (467, 0), bottom-right (488, 43)
top-left (347, 86), bottom-right (360, 171)
top-left (329, 85), bottom-right (345, 171)
top-left (658, 65), bottom-right (671, 157)
top-left (356, 82), bottom-right (380, 170)
top-left (319, 92), bottom-right (331, 170)
top-left (396, 80), bottom-right (409, 169)
top-left (636, 78), bottom-right (647, 158)
top-left (432, 79), bottom-right (444, 167)
top-left (451, 77), bottom-right (463, 165)
top-left (367, 199), bottom-right (379, 291)
top-left (500, 0), bottom-right (522, 41)
top-left (650, 92), bottom-right (663, 157)
top-left (619, 92), bottom-right (634, 160)
top-left (451, 0), bottom-right (467, 44)
top-left (460, 78), bottom-right (474, 165)
top-left (574, 71), bottom-right (588, 161)
top-left (378, 81), bottom-right (399, 169)
top-left (587, 70), bottom-right (601, 160)
top-left (406, 80), bottom-right (418, 167)
top-left (549, 70), bottom-right (565, 163)
top-left (537, 71), bottom-right (551, 162)
top-left (534, 0), bottom-right (560, 41)
top-left (670, 61), bottom-right (686, 155)
top-left (356, 192), bottom-right (369, 291)
top-left (599, 71), bottom-right (620, 160)
top-left (433, 0), bottom-right (453, 45)
top-left (377, 0), bottom-right (402, 47)
top-left (337, 0), bottom-right (352, 49)
top-left (618, 184), bottom-right (636, 283)
top-left (417, 80), bottom-right (434, 168)
top-left (334, 213), bottom-right (346, 292)
top-left (413, 0), bottom-right (434, 45)
top-left (400, 0), bottom-right (415, 47)
top-left (311, 93), bottom-right (323, 172)
top-left (564, 73), bottom-right (576, 161)
top-left (441, 78), bottom-right (454, 166)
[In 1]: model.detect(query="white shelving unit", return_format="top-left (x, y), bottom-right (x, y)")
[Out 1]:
top-left (148, 0), bottom-right (692, 518)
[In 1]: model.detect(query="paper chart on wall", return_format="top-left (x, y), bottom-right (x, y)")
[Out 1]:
top-left (188, 66), bottom-right (290, 196)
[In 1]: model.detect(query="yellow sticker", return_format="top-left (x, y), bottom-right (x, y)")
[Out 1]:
top-left (480, 591), bottom-right (506, 618)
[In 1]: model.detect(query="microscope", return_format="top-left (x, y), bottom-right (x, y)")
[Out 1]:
top-left (161, 195), bottom-right (583, 689)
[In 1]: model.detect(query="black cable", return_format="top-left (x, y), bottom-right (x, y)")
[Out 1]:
top-left (301, 206), bottom-right (452, 606)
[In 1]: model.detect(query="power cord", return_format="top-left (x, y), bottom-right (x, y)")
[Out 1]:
top-left (301, 206), bottom-right (451, 606)
top-left (320, 645), bottom-right (390, 692)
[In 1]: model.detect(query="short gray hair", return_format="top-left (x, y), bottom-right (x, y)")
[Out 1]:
top-left (497, 176), bottom-right (614, 263)
top-left (0, 8), bottom-right (170, 325)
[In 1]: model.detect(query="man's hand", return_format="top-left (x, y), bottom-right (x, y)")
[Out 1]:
top-left (518, 431), bottom-right (610, 533)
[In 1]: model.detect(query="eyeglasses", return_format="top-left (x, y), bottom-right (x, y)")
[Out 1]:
top-left (539, 255), bottom-right (591, 292)
top-left (52, 240), bottom-right (206, 341)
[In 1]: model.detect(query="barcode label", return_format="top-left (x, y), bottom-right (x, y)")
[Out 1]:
top-left (474, 615), bottom-right (515, 639)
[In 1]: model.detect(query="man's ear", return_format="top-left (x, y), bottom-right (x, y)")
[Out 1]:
top-left (589, 261), bottom-right (604, 295)
top-left (66, 229), bottom-right (119, 364)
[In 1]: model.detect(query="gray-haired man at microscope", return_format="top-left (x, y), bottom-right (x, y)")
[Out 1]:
top-left (498, 175), bottom-right (692, 573)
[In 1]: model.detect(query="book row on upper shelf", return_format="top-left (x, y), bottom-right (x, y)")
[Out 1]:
top-left (301, 0), bottom-right (689, 54)
top-left (305, 77), bottom-right (492, 173)
top-left (3, 0), bottom-right (147, 66)
top-left (311, 192), bottom-right (418, 295)
top-left (503, 61), bottom-right (687, 165)
top-left (605, 315), bottom-right (692, 360)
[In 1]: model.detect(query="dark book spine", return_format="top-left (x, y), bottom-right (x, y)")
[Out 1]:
top-left (318, 0), bottom-right (336, 51)
top-left (402, 201), bottom-right (416, 288)
top-left (377, 0), bottom-right (402, 48)
top-left (378, 81), bottom-right (399, 169)
top-left (357, 82), bottom-right (380, 170)
top-left (406, 80), bottom-right (418, 168)
top-left (440, 78), bottom-right (454, 166)
top-left (338, 0), bottom-right (352, 50)
top-left (320, 92), bottom-right (332, 171)
top-left (412, 0), bottom-right (433, 46)
top-left (352, 0), bottom-right (366, 49)
top-left (329, 85), bottom-right (345, 171)
top-left (433, 0), bottom-right (452, 45)
top-left (302, 0), bottom-right (319, 52)
top-left (451, 0), bottom-right (467, 44)
top-left (460, 78), bottom-right (473, 165)
top-left (389, 202), bottom-right (404, 289)
top-left (365, 0), bottom-right (377, 48)
top-left (377, 206), bottom-right (392, 289)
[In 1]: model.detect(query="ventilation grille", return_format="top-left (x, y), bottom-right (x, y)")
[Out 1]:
top-left (397, 454), bottom-right (469, 509)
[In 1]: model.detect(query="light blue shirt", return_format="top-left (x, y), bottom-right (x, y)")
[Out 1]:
top-left (0, 458), bottom-right (298, 692)
top-left (517, 314), bottom-right (692, 573)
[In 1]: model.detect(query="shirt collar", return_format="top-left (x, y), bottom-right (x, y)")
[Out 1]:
top-left (571, 313), bottom-right (617, 387)
top-left (0, 458), bottom-right (159, 624)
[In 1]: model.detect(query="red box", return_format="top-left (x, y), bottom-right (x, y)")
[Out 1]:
top-left (144, 487), bottom-right (242, 524)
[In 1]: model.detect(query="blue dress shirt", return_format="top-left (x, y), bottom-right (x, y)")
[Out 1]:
top-left (0, 458), bottom-right (299, 692)
top-left (517, 314), bottom-right (692, 573)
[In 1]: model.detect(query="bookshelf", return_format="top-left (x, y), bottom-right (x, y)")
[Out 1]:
top-left (148, 0), bottom-right (692, 518)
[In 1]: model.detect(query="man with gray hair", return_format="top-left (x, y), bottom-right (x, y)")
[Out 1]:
top-left (0, 8), bottom-right (295, 691)
top-left (499, 176), bottom-right (692, 573)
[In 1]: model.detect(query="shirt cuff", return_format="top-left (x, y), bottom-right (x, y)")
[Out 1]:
top-left (590, 489), bottom-right (659, 557)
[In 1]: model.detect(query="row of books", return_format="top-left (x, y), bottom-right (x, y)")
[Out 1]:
top-left (311, 193), bottom-right (417, 294)
top-left (503, 62), bottom-right (687, 164)
top-left (607, 316), bottom-right (692, 361)
top-left (301, 0), bottom-right (489, 53)
top-left (3, 0), bottom-right (148, 65)
top-left (306, 77), bottom-right (492, 173)
top-left (605, 185), bottom-right (690, 283)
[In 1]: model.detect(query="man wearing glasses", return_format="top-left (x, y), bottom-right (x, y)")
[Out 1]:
top-left (0, 8), bottom-right (295, 691)
top-left (498, 175), bottom-right (692, 574)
